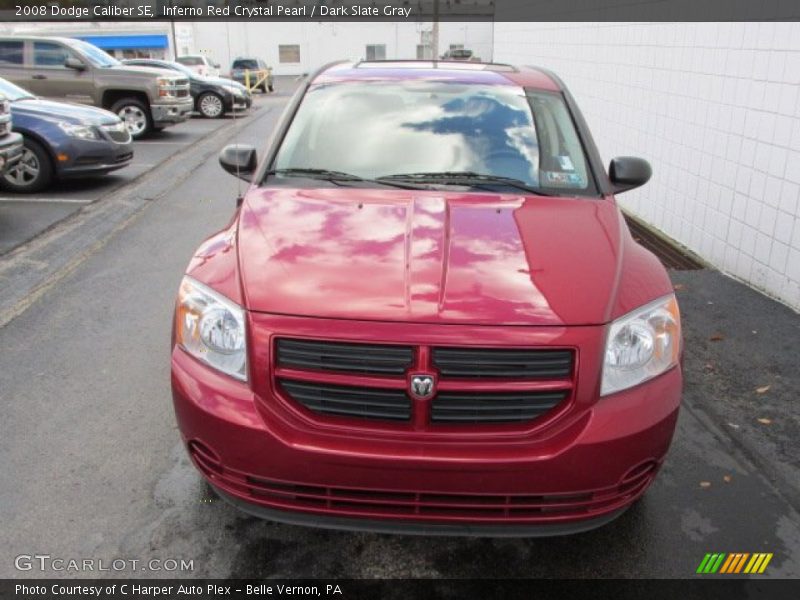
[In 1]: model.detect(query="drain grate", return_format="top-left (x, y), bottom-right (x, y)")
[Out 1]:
top-left (624, 214), bottom-right (705, 271)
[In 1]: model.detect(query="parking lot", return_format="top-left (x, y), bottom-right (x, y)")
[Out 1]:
top-left (1, 76), bottom-right (799, 580)
top-left (0, 102), bottom-right (265, 257)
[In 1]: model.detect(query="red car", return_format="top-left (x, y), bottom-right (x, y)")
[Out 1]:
top-left (172, 60), bottom-right (682, 536)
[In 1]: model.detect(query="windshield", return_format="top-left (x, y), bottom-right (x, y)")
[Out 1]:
top-left (272, 81), bottom-right (594, 195)
top-left (67, 39), bottom-right (119, 68)
top-left (0, 77), bottom-right (34, 101)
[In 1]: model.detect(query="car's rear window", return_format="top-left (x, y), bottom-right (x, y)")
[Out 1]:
top-left (272, 81), bottom-right (595, 195)
top-left (177, 56), bottom-right (203, 66)
top-left (232, 59), bottom-right (259, 70)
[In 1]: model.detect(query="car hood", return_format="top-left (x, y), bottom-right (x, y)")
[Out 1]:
top-left (237, 188), bottom-right (624, 326)
top-left (105, 65), bottom-right (179, 78)
top-left (11, 98), bottom-right (120, 125)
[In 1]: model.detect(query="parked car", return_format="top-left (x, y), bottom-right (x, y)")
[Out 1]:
top-left (230, 57), bottom-right (273, 92)
top-left (0, 93), bottom-right (24, 177)
top-left (0, 36), bottom-right (193, 139)
top-left (0, 77), bottom-right (132, 193)
top-left (172, 60), bottom-right (681, 536)
top-left (176, 54), bottom-right (221, 78)
top-left (122, 59), bottom-right (251, 119)
top-left (440, 48), bottom-right (478, 61)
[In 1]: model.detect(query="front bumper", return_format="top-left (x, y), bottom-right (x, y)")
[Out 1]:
top-left (223, 95), bottom-right (252, 112)
top-left (151, 99), bottom-right (194, 126)
top-left (171, 317), bottom-right (682, 535)
top-left (56, 138), bottom-right (133, 177)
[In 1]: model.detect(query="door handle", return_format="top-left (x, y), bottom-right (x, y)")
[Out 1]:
top-left (32, 74), bottom-right (47, 80)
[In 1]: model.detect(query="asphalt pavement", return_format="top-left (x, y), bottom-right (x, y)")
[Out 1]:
top-left (0, 81), bottom-right (799, 579)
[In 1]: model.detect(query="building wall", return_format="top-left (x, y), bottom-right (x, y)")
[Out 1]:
top-left (188, 21), bottom-right (493, 76)
top-left (495, 22), bottom-right (800, 310)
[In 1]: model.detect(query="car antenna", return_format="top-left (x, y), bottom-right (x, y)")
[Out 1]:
top-left (225, 22), bottom-right (244, 206)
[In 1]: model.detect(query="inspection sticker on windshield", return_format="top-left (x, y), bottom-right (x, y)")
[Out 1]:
top-left (557, 156), bottom-right (575, 171)
top-left (543, 171), bottom-right (584, 186)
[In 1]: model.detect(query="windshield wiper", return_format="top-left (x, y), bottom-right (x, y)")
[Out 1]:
top-left (265, 168), bottom-right (428, 190)
top-left (378, 171), bottom-right (554, 196)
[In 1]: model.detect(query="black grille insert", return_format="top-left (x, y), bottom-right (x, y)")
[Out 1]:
top-left (279, 379), bottom-right (411, 422)
top-left (432, 390), bottom-right (568, 424)
top-left (432, 347), bottom-right (573, 379)
top-left (276, 338), bottom-right (413, 376)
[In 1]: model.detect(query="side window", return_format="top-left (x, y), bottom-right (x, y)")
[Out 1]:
top-left (33, 42), bottom-right (73, 68)
top-left (528, 91), bottom-right (591, 190)
top-left (0, 41), bottom-right (24, 66)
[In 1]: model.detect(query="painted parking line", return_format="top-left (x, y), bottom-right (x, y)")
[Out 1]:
top-left (0, 197), bottom-right (94, 204)
top-left (133, 141), bottom-right (193, 146)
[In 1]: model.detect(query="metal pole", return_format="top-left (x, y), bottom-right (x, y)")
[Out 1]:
top-left (170, 19), bottom-right (178, 60)
top-left (432, 0), bottom-right (439, 60)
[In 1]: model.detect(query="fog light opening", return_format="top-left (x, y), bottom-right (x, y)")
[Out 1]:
top-left (188, 439), bottom-right (223, 476)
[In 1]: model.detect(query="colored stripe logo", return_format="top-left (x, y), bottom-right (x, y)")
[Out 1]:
top-left (696, 553), bottom-right (773, 574)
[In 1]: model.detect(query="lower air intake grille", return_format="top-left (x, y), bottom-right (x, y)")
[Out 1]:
top-left (279, 379), bottom-right (411, 422)
top-left (276, 338), bottom-right (413, 376)
top-left (432, 347), bottom-right (573, 379)
top-left (431, 390), bottom-right (568, 424)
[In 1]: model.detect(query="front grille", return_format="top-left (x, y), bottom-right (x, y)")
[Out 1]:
top-left (432, 347), bottom-right (573, 379)
top-left (276, 338), bottom-right (413, 375)
top-left (431, 390), bottom-right (568, 424)
top-left (279, 379), bottom-right (411, 422)
top-left (274, 338), bottom-right (574, 427)
top-left (113, 152), bottom-right (133, 163)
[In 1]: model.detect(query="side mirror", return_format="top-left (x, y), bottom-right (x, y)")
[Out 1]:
top-left (65, 57), bottom-right (86, 71)
top-left (609, 156), bottom-right (651, 194)
top-left (219, 144), bottom-right (257, 181)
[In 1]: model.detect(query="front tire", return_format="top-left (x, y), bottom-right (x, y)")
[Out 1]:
top-left (197, 92), bottom-right (225, 118)
top-left (111, 98), bottom-right (152, 139)
top-left (1, 137), bottom-right (53, 193)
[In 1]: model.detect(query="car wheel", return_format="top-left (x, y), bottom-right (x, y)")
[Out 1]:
top-left (260, 83), bottom-right (268, 93)
top-left (1, 137), bottom-right (53, 193)
top-left (268, 83), bottom-right (274, 92)
top-left (197, 92), bottom-right (225, 118)
top-left (111, 98), bottom-right (152, 139)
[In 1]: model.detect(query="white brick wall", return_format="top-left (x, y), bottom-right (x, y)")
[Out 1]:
top-left (495, 22), bottom-right (800, 311)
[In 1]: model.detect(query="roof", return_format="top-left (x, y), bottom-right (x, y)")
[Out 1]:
top-left (313, 60), bottom-right (562, 92)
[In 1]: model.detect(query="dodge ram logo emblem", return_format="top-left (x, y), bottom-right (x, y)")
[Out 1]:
top-left (410, 375), bottom-right (435, 399)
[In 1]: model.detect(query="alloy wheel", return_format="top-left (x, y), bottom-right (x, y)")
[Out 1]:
top-left (200, 94), bottom-right (224, 118)
top-left (118, 105), bottom-right (148, 136)
top-left (4, 148), bottom-right (40, 188)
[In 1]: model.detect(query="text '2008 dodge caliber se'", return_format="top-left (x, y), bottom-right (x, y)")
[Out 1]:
top-left (172, 61), bottom-right (682, 536)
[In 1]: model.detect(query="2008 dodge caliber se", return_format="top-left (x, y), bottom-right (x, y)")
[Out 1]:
top-left (171, 61), bottom-right (682, 536)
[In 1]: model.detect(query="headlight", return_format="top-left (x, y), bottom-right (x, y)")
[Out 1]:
top-left (601, 294), bottom-right (681, 396)
top-left (58, 122), bottom-right (99, 140)
top-left (175, 277), bottom-right (247, 381)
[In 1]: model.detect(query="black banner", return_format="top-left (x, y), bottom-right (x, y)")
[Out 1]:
top-left (0, 0), bottom-right (798, 22)
top-left (3, 579), bottom-right (800, 600)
